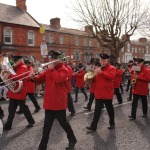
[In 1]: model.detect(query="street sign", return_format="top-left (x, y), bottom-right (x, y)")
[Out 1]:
top-left (40, 41), bottom-right (48, 56)
top-left (39, 26), bottom-right (45, 34)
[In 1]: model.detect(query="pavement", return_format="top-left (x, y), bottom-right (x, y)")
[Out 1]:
top-left (0, 88), bottom-right (150, 150)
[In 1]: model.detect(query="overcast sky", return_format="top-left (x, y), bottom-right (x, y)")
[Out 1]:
top-left (0, 0), bottom-right (78, 29)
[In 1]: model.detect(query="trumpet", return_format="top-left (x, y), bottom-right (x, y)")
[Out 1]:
top-left (0, 56), bottom-right (70, 92)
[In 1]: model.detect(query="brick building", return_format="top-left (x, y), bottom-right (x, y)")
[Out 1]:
top-left (119, 37), bottom-right (150, 63)
top-left (0, 0), bottom-right (42, 60)
top-left (0, 0), bottom-right (149, 64)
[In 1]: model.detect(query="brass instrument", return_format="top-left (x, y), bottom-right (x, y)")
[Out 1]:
top-left (0, 56), bottom-right (23, 93)
top-left (84, 69), bottom-right (97, 88)
top-left (131, 66), bottom-right (140, 89)
top-left (0, 56), bottom-right (70, 90)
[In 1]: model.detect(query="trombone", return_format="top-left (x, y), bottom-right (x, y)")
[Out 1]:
top-left (0, 56), bottom-right (70, 90)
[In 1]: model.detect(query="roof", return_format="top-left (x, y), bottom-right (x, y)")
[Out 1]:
top-left (42, 24), bottom-right (89, 36)
top-left (0, 3), bottom-right (40, 28)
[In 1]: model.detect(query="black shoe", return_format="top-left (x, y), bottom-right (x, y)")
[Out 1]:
top-left (128, 116), bottom-right (136, 120)
top-left (73, 100), bottom-right (78, 103)
top-left (70, 112), bottom-right (76, 116)
top-left (142, 114), bottom-right (147, 117)
top-left (83, 107), bottom-right (91, 111)
top-left (108, 125), bottom-right (115, 130)
top-left (16, 109), bottom-right (23, 114)
top-left (118, 102), bottom-right (122, 104)
top-left (127, 98), bottom-right (132, 101)
top-left (34, 107), bottom-right (41, 113)
top-left (66, 140), bottom-right (77, 150)
top-left (86, 126), bottom-right (96, 131)
top-left (26, 121), bottom-right (35, 128)
top-left (125, 90), bottom-right (128, 92)
top-left (0, 114), bottom-right (4, 119)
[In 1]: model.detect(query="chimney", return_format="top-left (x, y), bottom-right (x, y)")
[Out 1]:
top-left (85, 25), bottom-right (93, 35)
top-left (16, 0), bottom-right (27, 11)
top-left (50, 18), bottom-right (61, 29)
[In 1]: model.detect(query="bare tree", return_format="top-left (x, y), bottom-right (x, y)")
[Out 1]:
top-left (69, 0), bottom-right (149, 63)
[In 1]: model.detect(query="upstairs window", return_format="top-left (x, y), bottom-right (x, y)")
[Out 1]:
top-left (4, 30), bottom-right (12, 44)
top-left (28, 32), bottom-right (35, 46)
top-left (49, 34), bottom-right (54, 43)
top-left (89, 38), bottom-right (92, 47)
top-left (75, 36), bottom-right (79, 46)
top-left (83, 37), bottom-right (87, 46)
top-left (59, 35), bottom-right (64, 44)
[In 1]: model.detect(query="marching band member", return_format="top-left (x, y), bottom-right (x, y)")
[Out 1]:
top-left (63, 58), bottom-right (76, 116)
top-left (114, 63), bottom-right (123, 104)
top-left (73, 63), bottom-right (88, 103)
top-left (129, 58), bottom-right (150, 120)
top-left (83, 62), bottom-right (100, 111)
top-left (86, 53), bottom-right (116, 131)
top-left (4, 56), bottom-right (35, 130)
top-left (24, 59), bottom-right (41, 112)
top-left (30, 50), bottom-right (77, 150)
top-left (16, 59), bottom-right (41, 114)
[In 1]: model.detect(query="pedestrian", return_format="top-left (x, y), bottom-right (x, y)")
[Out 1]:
top-left (16, 59), bottom-right (41, 114)
top-left (129, 58), bottom-right (150, 120)
top-left (4, 56), bottom-right (35, 130)
top-left (30, 50), bottom-right (77, 150)
top-left (73, 63), bottom-right (88, 102)
top-left (63, 58), bottom-right (76, 116)
top-left (86, 53), bottom-right (116, 131)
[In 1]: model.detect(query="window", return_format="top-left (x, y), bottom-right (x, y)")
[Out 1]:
top-left (4, 30), bottom-right (12, 44)
top-left (58, 49), bottom-right (66, 57)
top-left (131, 47), bottom-right (134, 53)
top-left (75, 36), bottom-right (79, 46)
top-left (127, 43), bottom-right (130, 52)
top-left (96, 52), bottom-right (100, 58)
top-left (135, 47), bottom-right (137, 53)
top-left (28, 32), bottom-right (35, 46)
top-left (74, 50), bottom-right (80, 61)
top-left (83, 37), bottom-right (87, 46)
top-left (89, 38), bottom-right (92, 47)
top-left (59, 35), bottom-right (64, 44)
top-left (49, 34), bottom-right (54, 43)
top-left (146, 46), bottom-right (149, 54)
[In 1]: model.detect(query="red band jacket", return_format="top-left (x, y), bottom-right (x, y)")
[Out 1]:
top-left (94, 64), bottom-right (116, 100)
top-left (7, 62), bottom-right (28, 100)
top-left (33, 63), bottom-right (68, 110)
top-left (132, 65), bottom-right (150, 95)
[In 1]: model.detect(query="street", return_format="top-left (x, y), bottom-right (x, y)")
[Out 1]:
top-left (0, 89), bottom-right (150, 150)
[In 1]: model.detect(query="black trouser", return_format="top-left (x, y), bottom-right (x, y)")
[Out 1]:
top-left (129, 86), bottom-right (132, 99)
top-left (0, 106), bottom-right (4, 115)
top-left (114, 88), bottom-right (123, 103)
top-left (120, 84), bottom-right (124, 93)
top-left (38, 110), bottom-right (77, 150)
top-left (86, 93), bottom-right (95, 109)
top-left (131, 94), bottom-right (148, 118)
top-left (27, 93), bottom-right (40, 109)
top-left (126, 79), bottom-right (131, 91)
top-left (75, 87), bottom-right (88, 101)
top-left (90, 100), bottom-right (115, 130)
top-left (68, 93), bottom-right (75, 113)
top-left (5, 98), bottom-right (35, 128)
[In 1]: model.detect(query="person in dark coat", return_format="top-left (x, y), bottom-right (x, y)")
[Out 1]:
top-left (30, 50), bottom-right (77, 150)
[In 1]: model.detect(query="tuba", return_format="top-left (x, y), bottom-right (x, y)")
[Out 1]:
top-left (0, 56), bottom-right (23, 93)
top-left (84, 70), bottom-right (97, 89)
